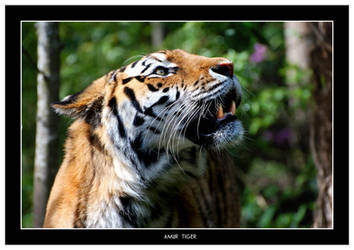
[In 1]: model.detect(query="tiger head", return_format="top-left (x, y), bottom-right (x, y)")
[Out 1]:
top-left (53, 49), bottom-right (243, 158)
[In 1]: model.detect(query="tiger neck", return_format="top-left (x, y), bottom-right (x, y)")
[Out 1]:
top-left (88, 128), bottom-right (206, 228)
top-left (111, 142), bottom-right (205, 195)
top-left (112, 145), bottom-right (206, 228)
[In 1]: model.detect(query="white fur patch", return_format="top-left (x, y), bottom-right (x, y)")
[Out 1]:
top-left (150, 52), bottom-right (167, 62)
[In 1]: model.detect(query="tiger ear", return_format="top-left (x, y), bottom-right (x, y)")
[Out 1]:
top-left (52, 90), bottom-right (87, 118)
top-left (52, 76), bottom-right (106, 124)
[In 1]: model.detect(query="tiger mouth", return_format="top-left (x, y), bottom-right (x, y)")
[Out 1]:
top-left (185, 88), bottom-right (241, 146)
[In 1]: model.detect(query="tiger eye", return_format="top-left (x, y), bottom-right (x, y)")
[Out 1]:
top-left (156, 68), bottom-right (167, 76)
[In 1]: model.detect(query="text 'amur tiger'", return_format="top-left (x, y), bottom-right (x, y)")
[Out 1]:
top-left (44, 49), bottom-right (244, 228)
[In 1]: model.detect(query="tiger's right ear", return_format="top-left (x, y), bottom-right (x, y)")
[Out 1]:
top-left (52, 75), bottom-right (107, 121)
top-left (52, 91), bottom-right (86, 119)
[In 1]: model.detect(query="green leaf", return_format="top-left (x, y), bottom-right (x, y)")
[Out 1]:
top-left (291, 205), bottom-right (307, 227)
top-left (257, 207), bottom-right (276, 228)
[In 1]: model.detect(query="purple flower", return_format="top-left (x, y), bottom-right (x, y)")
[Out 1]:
top-left (250, 43), bottom-right (267, 63)
top-left (263, 128), bottom-right (293, 147)
top-left (274, 128), bottom-right (292, 146)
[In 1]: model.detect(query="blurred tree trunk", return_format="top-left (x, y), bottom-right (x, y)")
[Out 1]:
top-left (284, 22), bottom-right (312, 145)
top-left (151, 22), bottom-right (164, 49)
top-left (33, 22), bottom-right (61, 227)
top-left (308, 22), bottom-right (332, 228)
top-left (285, 22), bottom-right (312, 69)
top-left (285, 22), bottom-right (332, 228)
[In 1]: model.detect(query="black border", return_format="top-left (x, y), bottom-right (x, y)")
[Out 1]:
top-left (6, 5), bottom-right (349, 244)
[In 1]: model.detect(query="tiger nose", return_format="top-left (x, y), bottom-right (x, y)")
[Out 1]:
top-left (211, 62), bottom-right (234, 77)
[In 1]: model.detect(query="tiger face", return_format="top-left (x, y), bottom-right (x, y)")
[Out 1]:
top-left (54, 49), bottom-right (243, 159)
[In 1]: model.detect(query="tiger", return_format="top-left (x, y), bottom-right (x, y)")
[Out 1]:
top-left (43, 49), bottom-right (244, 228)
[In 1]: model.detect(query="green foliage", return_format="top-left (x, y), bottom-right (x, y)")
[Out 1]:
top-left (241, 155), bottom-right (317, 228)
top-left (22, 22), bottom-right (37, 226)
top-left (22, 22), bottom-right (317, 228)
top-left (59, 22), bottom-right (153, 98)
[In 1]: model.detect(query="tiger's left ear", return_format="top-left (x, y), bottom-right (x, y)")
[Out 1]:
top-left (52, 75), bottom-right (107, 125)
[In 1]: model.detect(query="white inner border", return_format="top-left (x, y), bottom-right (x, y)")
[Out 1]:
top-left (20, 20), bottom-right (335, 231)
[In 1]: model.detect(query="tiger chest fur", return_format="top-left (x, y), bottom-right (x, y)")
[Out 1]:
top-left (43, 49), bottom-right (243, 228)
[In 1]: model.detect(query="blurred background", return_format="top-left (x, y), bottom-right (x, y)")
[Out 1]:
top-left (22, 22), bottom-right (332, 228)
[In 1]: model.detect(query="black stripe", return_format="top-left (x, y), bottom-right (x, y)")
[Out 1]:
top-left (122, 76), bottom-right (145, 84)
top-left (135, 76), bottom-right (145, 82)
top-left (84, 96), bottom-right (103, 128)
top-left (165, 100), bottom-right (176, 109)
top-left (133, 115), bottom-right (145, 126)
top-left (117, 115), bottom-right (126, 138)
top-left (147, 84), bottom-right (159, 92)
top-left (110, 70), bottom-right (118, 82)
top-left (124, 87), bottom-right (143, 113)
top-left (122, 77), bottom-right (133, 85)
top-left (130, 133), bottom-right (160, 167)
top-left (119, 66), bottom-right (126, 72)
top-left (194, 80), bottom-right (199, 86)
top-left (148, 126), bottom-right (161, 134)
top-left (173, 110), bottom-right (182, 117)
top-left (112, 72), bottom-right (117, 82)
top-left (154, 96), bottom-right (169, 106)
top-left (207, 82), bottom-right (223, 93)
top-left (143, 96), bottom-right (169, 120)
top-left (175, 91), bottom-right (180, 100)
top-left (151, 56), bottom-right (162, 62)
top-left (108, 97), bottom-right (126, 138)
top-left (89, 131), bottom-right (105, 154)
top-left (163, 87), bottom-right (169, 93)
top-left (119, 197), bottom-right (139, 227)
top-left (143, 106), bottom-right (161, 120)
top-left (193, 80), bottom-right (226, 98)
top-left (131, 60), bottom-right (138, 68)
top-left (141, 63), bottom-right (152, 74)
top-left (130, 133), bottom-right (143, 160)
top-left (108, 97), bottom-right (117, 115)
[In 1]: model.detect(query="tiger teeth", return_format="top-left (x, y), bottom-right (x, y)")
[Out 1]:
top-left (217, 105), bottom-right (224, 119)
top-left (216, 101), bottom-right (236, 120)
top-left (217, 101), bottom-right (237, 120)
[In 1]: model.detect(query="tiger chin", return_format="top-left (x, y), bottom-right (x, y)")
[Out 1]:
top-left (43, 49), bottom-right (243, 228)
